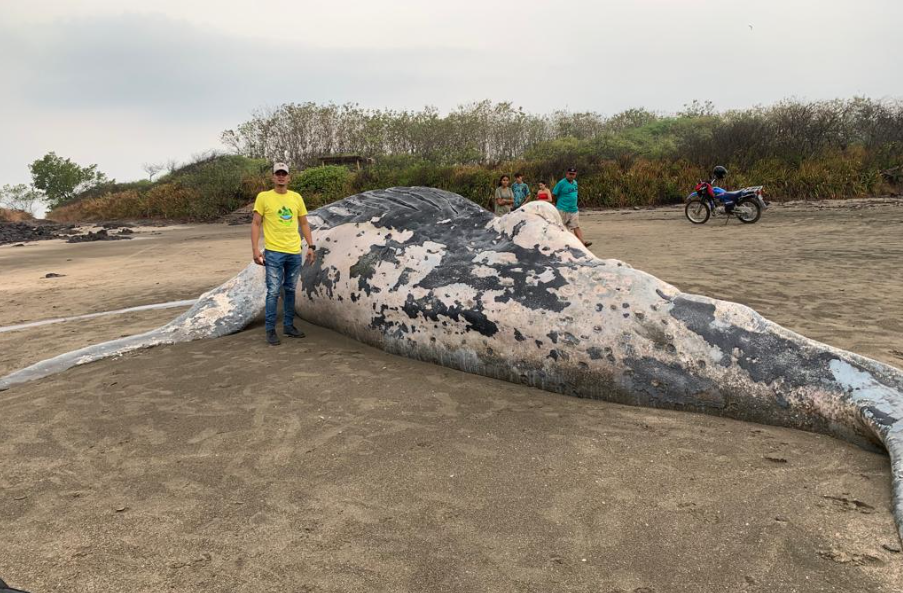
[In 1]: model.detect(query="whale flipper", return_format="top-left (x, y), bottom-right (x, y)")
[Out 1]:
top-left (0, 263), bottom-right (265, 391)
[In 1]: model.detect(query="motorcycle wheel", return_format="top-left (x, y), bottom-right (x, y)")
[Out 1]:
top-left (685, 198), bottom-right (710, 224)
top-left (735, 197), bottom-right (761, 224)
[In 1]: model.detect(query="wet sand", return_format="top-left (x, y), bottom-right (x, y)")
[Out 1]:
top-left (1, 200), bottom-right (902, 592)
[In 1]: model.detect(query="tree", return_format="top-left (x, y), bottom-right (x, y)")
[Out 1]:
top-left (0, 183), bottom-right (46, 216)
top-left (678, 100), bottom-right (717, 118)
top-left (143, 162), bottom-right (164, 181)
top-left (29, 152), bottom-right (108, 209)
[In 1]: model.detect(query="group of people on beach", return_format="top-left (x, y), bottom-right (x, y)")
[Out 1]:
top-left (250, 162), bottom-right (592, 346)
top-left (491, 169), bottom-right (592, 248)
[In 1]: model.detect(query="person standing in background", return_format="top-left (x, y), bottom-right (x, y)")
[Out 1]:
top-left (552, 167), bottom-right (592, 247)
top-left (511, 173), bottom-right (531, 209)
top-left (492, 174), bottom-right (514, 216)
top-left (535, 181), bottom-right (553, 202)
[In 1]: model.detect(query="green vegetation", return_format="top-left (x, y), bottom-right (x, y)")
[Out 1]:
top-left (47, 98), bottom-right (903, 221)
top-left (30, 152), bottom-right (108, 209)
top-left (222, 97), bottom-right (902, 208)
top-left (291, 165), bottom-right (353, 208)
top-left (51, 155), bottom-right (269, 221)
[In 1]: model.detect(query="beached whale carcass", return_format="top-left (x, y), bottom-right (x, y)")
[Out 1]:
top-left (2, 187), bottom-right (902, 543)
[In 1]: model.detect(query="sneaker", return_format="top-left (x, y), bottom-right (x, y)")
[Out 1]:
top-left (266, 330), bottom-right (281, 346)
top-left (583, 241), bottom-right (593, 247)
top-left (284, 326), bottom-right (306, 339)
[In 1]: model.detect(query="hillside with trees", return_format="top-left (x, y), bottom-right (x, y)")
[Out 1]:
top-left (24, 98), bottom-right (903, 221)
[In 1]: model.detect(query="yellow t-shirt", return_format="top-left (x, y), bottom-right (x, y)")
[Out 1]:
top-left (253, 189), bottom-right (308, 254)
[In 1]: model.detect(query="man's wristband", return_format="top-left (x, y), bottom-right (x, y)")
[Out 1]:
top-left (308, 245), bottom-right (316, 250)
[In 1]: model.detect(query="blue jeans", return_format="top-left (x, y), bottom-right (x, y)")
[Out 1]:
top-left (264, 250), bottom-right (302, 331)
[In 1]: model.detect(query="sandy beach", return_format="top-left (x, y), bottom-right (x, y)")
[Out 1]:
top-left (1, 200), bottom-right (902, 592)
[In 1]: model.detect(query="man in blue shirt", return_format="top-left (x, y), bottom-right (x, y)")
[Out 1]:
top-left (552, 167), bottom-right (592, 247)
top-left (511, 173), bottom-right (530, 209)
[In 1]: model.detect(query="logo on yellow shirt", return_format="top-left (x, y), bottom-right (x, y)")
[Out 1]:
top-left (277, 206), bottom-right (293, 225)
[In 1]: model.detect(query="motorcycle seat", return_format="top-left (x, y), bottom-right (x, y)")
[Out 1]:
top-left (718, 190), bottom-right (745, 201)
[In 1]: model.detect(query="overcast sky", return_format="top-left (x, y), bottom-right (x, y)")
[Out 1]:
top-left (1, 0), bottom-right (901, 190)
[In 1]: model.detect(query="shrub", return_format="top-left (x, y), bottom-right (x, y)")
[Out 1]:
top-left (48, 155), bottom-right (269, 221)
top-left (0, 207), bottom-right (34, 222)
top-left (291, 165), bottom-right (352, 205)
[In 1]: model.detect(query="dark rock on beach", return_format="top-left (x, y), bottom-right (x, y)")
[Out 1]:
top-left (0, 221), bottom-right (76, 245)
top-left (1, 221), bottom-right (149, 246)
top-left (66, 229), bottom-right (132, 243)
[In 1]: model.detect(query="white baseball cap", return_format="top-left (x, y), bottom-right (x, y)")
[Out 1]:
top-left (273, 162), bottom-right (290, 174)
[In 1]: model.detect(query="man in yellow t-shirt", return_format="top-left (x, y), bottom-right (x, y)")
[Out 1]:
top-left (251, 162), bottom-right (316, 346)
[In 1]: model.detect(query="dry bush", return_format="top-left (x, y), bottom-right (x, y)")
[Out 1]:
top-left (0, 207), bottom-right (35, 222)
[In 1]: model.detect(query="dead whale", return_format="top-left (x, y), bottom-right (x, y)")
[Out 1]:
top-left (2, 187), bottom-right (901, 542)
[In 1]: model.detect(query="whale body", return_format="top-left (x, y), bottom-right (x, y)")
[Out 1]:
top-left (2, 187), bottom-right (902, 542)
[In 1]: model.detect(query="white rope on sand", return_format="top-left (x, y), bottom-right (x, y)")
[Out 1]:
top-left (0, 300), bottom-right (197, 334)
